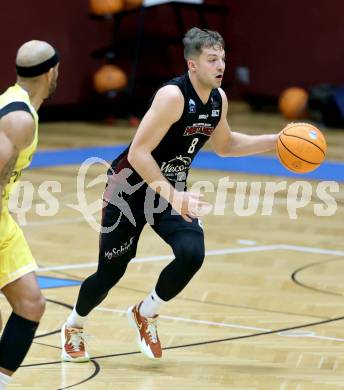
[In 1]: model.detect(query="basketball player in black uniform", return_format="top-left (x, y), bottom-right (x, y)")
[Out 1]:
top-left (61, 28), bottom-right (279, 361)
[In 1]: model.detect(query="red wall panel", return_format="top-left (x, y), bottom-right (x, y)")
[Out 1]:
top-left (0, 1), bottom-right (343, 107)
top-left (0, 0), bottom-right (112, 105)
top-left (227, 0), bottom-right (344, 96)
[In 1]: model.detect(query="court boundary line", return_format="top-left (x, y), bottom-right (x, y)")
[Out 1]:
top-left (37, 243), bottom-right (344, 272)
top-left (37, 245), bottom-right (282, 272)
top-left (94, 306), bottom-right (344, 343)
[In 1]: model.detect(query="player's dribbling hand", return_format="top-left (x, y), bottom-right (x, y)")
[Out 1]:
top-left (172, 191), bottom-right (212, 222)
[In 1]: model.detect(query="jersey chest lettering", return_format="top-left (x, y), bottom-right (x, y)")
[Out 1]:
top-left (184, 124), bottom-right (214, 136)
top-left (148, 74), bottom-right (222, 183)
top-left (183, 101), bottom-right (220, 137)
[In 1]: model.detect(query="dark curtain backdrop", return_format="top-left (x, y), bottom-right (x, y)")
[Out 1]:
top-left (0, 0), bottom-right (343, 115)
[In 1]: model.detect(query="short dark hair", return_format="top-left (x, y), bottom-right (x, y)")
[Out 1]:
top-left (183, 27), bottom-right (225, 60)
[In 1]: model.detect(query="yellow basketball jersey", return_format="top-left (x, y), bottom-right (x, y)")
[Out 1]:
top-left (0, 84), bottom-right (39, 210)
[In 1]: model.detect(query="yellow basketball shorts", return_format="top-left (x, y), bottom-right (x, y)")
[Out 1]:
top-left (0, 210), bottom-right (37, 289)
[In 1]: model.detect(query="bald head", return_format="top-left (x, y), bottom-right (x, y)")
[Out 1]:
top-left (15, 40), bottom-right (59, 100)
top-left (16, 40), bottom-right (55, 67)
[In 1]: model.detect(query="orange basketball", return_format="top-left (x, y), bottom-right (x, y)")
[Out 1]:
top-left (276, 123), bottom-right (327, 173)
top-left (90, 0), bottom-right (124, 15)
top-left (93, 65), bottom-right (128, 93)
top-left (278, 87), bottom-right (309, 120)
top-left (124, 0), bottom-right (142, 10)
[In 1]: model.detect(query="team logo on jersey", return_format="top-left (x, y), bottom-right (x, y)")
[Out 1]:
top-left (198, 114), bottom-right (208, 119)
top-left (176, 171), bottom-right (187, 182)
top-left (160, 155), bottom-right (192, 181)
top-left (188, 99), bottom-right (196, 113)
top-left (211, 97), bottom-right (219, 109)
top-left (184, 124), bottom-right (214, 136)
top-left (211, 110), bottom-right (220, 117)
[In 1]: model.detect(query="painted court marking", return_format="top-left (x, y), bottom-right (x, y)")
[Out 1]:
top-left (37, 245), bottom-right (282, 272)
top-left (36, 243), bottom-right (344, 344)
top-left (95, 307), bottom-right (344, 343)
top-left (37, 243), bottom-right (344, 272)
top-left (29, 143), bottom-right (344, 181)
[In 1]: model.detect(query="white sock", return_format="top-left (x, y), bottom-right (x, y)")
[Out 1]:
top-left (66, 306), bottom-right (88, 328)
top-left (0, 372), bottom-right (12, 389)
top-left (139, 290), bottom-right (166, 318)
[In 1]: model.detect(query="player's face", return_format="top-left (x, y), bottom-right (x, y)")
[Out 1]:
top-left (194, 46), bottom-right (225, 88)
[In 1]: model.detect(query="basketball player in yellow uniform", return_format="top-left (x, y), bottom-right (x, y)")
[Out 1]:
top-left (0, 40), bottom-right (59, 388)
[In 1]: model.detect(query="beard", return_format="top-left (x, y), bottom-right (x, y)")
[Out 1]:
top-left (48, 80), bottom-right (57, 97)
top-left (46, 79), bottom-right (57, 99)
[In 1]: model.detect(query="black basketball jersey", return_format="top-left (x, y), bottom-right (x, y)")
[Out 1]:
top-left (109, 72), bottom-right (222, 190)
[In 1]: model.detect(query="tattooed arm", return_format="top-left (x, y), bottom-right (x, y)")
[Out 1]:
top-left (0, 132), bottom-right (19, 202)
top-left (0, 111), bottom-right (35, 216)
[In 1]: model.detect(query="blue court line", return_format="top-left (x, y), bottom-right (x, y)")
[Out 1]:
top-left (192, 152), bottom-right (344, 182)
top-left (30, 145), bottom-right (127, 168)
top-left (37, 275), bottom-right (81, 289)
top-left (30, 144), bottom-right (344, 182)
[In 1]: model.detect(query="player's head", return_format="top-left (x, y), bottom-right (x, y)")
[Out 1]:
top-left (183, 28), bottom-right (225, 88)
top-left (16, 40), bottom-right (60, 99)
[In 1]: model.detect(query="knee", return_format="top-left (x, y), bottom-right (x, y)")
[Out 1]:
top-left (173, 235), bottom-right (205, 270)
top-left (36, 295), bottom-right (46, 318)
top-left (13, 294), bottom-right (46, 322)
top-left (188, 242), bottom-right (205, 270)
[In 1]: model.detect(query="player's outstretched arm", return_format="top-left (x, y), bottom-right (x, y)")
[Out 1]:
top-left (0, 112), bottom-right (35, 216)
top-left (127, 86), bottom-right (210, 222)
top-left (211, 89), bottom-right (279, 157)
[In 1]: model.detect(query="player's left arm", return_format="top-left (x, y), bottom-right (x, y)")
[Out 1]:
top-left (210, 89), bottom-right (279, 157)
top-left (0, 111), bottom-right (35, 215)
